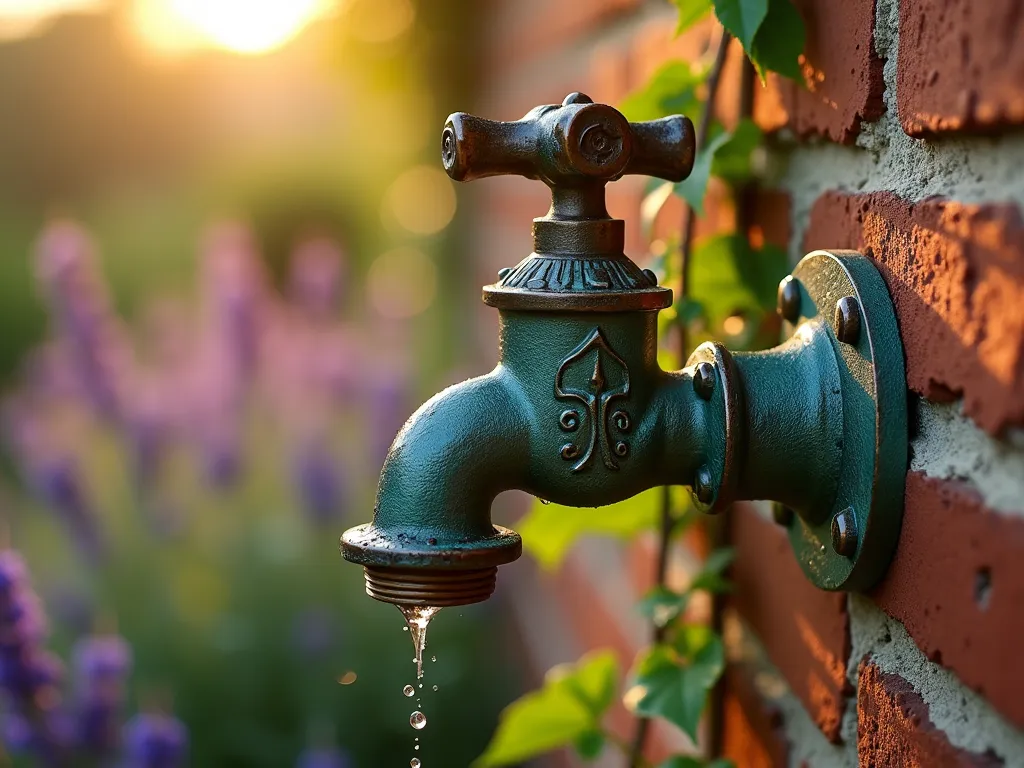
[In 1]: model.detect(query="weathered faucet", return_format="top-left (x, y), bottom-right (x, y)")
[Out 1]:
top-left (341, 93), bottom-right (908, 607)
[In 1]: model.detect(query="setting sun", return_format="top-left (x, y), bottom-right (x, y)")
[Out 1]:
top-left (133, 0), bottom-right (337, 55)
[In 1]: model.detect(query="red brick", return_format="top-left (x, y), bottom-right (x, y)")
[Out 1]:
top-left (871, 472), bottom-right (1024, 731)
top-left (857, 659), bottom-right (1005, 767)
top-left (486, 0), bottom-right (640, 75)
top-left (897, 0), bottom-right (1024, 137)
top-left (722, 662), bottom-right (790, 768)
top-left (731, 502), bottom-right (851, 742)
top-left (803, 191), bottom-right (1024, 435)
top-left (758, 0), bottom-right (885, 143)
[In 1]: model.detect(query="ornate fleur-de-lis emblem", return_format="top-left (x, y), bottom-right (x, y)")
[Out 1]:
top-left (555, 327), bottom-right (631, 472)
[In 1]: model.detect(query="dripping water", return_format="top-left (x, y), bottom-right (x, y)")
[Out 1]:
top-left (399, 605), bottom-right (441, 681)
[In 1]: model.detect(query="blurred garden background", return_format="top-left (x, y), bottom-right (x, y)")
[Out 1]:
top-left (0, 0), bottom-right (525, 765)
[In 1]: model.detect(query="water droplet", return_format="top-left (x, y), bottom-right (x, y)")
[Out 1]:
top-left (403, 685), bottom-right (415, 697)
top-left (432, 685), bottom-right (438, 691)
top-left (414, 744), bottom-right (420, 750)
top-left (403, 626), bottom-right (409, 632)
top-left (539, 498), bottom-right (551, 505)
top-left (418, 683), bottom-right (423, 689)
top-left (399, 606), bottom-right (442, 680)
top-left (410, 711), bottom-right (427, 730)
top-left (411, 759), bottom-right (421, 767)
top-left (431, 656), bottom-right (436, 663)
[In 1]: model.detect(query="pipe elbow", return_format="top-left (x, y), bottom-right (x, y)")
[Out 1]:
top-left (341, 367), bottom-right (528, 604)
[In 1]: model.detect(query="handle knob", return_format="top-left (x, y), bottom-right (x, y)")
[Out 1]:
top-left (442, 93), bottom-right (695, 195)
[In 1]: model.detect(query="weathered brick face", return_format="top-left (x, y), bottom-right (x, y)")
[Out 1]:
top-left (897, 0), bottom-right (1024, 136)
top-left (479, 0), bottom-right (1024, 763)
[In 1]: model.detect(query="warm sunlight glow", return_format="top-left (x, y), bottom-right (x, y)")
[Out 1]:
top-left (0, 0), bottom-right (104, 40)
top-left (134, 0), bottom-right (337, 56)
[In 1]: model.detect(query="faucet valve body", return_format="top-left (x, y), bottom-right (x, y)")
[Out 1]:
top-left (342, 95), bottom-right (908, 606)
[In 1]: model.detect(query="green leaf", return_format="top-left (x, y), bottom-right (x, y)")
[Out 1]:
top-left (641, 180), bottom-right (676, 238)
top-left (638, 585), bottom-right (690, 628)
top-left (670, 0), bottom-right (713, 35)
top-left (574, 729), bottom-right (605, 760)
top-left (690, 547), bottom-right (736, 594)
top-left (620, 60), bottom-right (706, 122)
top-left (689, 234), bottom-right (787, 334)
top-left (710, 118), bottom-right (763, 183)
top-left (519, 490), bottom-right (660, 569)
top-left (712, 0), bottom-right (768, 51)
top-left (749, 0), bottom-right (806, 81)
top-left (657, 757), bottom-right (705, 768)
top-left (555, 648), bottom-right (619, 717)
top-left (626, 627), bottom-right (724, 740)
top-left (673, 130), bottom-right (731, 215)
top-left (474, 650), bottom-right (619, 767)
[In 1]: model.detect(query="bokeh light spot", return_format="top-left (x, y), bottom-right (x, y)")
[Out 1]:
top-left (383, 166), bottom-right (457, 236)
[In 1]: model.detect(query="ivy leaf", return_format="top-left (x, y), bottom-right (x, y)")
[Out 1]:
top-left (641, 180), bottom-right (676, 238)
top-left (712, 0), bottom-right (768, 51)
top-left (474, 650), bottom-right (619, 767)
top-left (519, 490), bottom-right (660, 569)
top-left (626, 627), bottom-right (724, 740)
top-left (673, 130), bottom-right (731, 215)
top-left (657, 758), bottom-right (704, 768)
top-left (638, 585), bottom-right (691, 628)
top-left (710, 118), bottom-right (763, 183)
top-left (555, 648), bottom-right (619, 717)
top-left (749, 0), bottom-right (806, 81)
top-left (574, 729), bottom-right (605, 760)
top-left (620, 60), bottom-right (706, 122)
top-left (690, 547), bottom-right (736, 594)
top-left (670, 0), bottom-right (713, 35)
top-left (689, 234), bottom-right (787, 334)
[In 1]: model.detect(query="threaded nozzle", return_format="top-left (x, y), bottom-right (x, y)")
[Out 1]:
top-left (362, 565), bottom-right (498, 607)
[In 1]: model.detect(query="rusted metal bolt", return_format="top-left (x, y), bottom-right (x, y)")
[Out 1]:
top-left (497, 267), bottom-right (512, 280)
top-left (771, 502), bottom-right (794, 527)
top-left (831, 507), bottom-right (858, 557)
top-left (693, 361), bottom-right (716, 401)
top-left (777, 275), bottom-right (801, 323)
top-left (835, 296), bottom-right (861, 345)
top-left (642, 268), bottom-right (658, 286)
top-left (693, 464), bottom-right (715, 505)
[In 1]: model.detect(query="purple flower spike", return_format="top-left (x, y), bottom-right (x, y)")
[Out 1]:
top-left (290, 438), bottom-right (344, 526)
top-left (34, 220), bottom-right (130, 419)
top-left (296, 747), bottom-right (352, 768)
top-left (288, 236), bottom-right (346, 320)
top-left (72, 634), bottom-right (132, 754)
top-left (122, 713), bottom-right (188, 768)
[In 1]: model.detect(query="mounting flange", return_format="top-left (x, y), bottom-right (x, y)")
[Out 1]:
top-left (780, 250), bottom-right (907, 591)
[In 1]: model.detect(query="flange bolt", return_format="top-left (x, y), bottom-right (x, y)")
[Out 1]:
top-left (777, 275), bottom-right (801, 323)
top-left (642, 268), bottom-right (658, 286)
top-left (831, 507), bottom-right (858, 557)
top-left (693, 464), bottom-right (715, 506)
top-left (771, 502), bottom-right (794, 527)
top-left (835, 296), bottom-right (861, 345)
top-left (692, 361), bottom-right (717, 401)
top-left (497, 267), bottom-right (512, 281)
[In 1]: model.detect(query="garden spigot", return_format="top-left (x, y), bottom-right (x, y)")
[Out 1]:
top-left (342, 94), bottom-right (908, 608)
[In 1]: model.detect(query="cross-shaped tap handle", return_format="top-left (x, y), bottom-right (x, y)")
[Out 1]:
top-left (442, 92), bottom-right (695, 219)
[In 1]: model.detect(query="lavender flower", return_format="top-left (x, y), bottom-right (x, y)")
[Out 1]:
top-left (296, 747), bottom-right (352, 768)
top-left (287, 236), bottom-right (346, 321)
top-left (290, 437), bottom-right (345, 525)
top-left (366, 374), bottom-right (408, 469)
top-left (34, 221), bottom-right (130, 419)
top-left (0, 550), bottom-right (71, 764)
top-left (72, 634), bottom-right (132, 754)
top-left (121, 713), bottom-right (188, 768)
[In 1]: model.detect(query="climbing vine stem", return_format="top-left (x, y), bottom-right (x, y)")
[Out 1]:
top-left (628, 29), bottom-right (733, 768)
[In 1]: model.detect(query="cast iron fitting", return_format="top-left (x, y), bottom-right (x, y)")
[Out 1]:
top-left (341, 94), bottom-right (909, 608)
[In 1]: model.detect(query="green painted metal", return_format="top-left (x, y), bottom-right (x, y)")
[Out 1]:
top-left (341, 95), bottom-right (907, 605)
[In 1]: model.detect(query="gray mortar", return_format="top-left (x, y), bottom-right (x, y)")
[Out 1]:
top-left (770, 0), bottom-right (1024, 264)
top-left (912, 401), bottom-right (1024, 515)
top-left (849, 596), bottom-right (1024, 765)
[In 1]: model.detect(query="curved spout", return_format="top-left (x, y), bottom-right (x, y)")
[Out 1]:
top-left (341, 367), bottom-right (530, 606)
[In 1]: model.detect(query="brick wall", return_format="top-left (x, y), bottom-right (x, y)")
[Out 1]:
top-left (472, 0), bottom-right (1024, 765)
